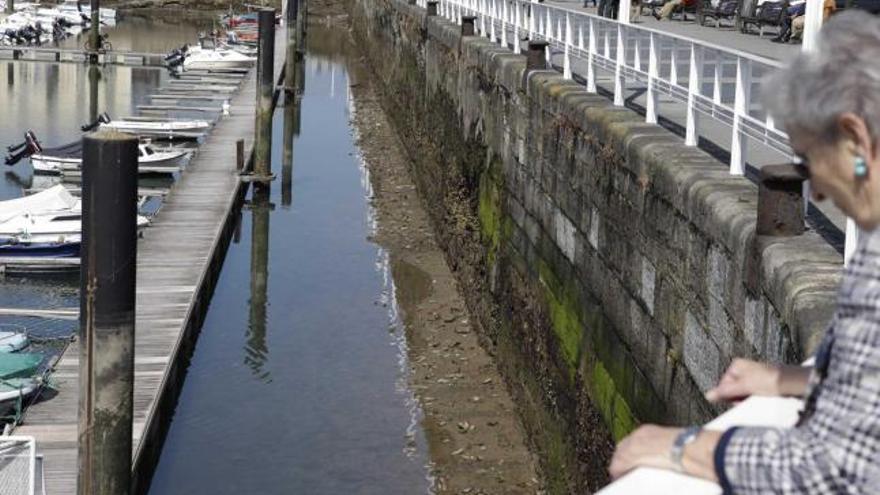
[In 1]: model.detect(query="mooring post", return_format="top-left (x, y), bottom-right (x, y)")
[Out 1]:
top-left (253, 8), bottom-right (276, 186)
top-left (89, 0), bottom-right (100, 64)
top-left (77, 130), bottom-right (139, 495)
top-left (295, 0), bottom-right (307, 50)
top-left (236, 138), bottom-right (245, 172)
top-left (88, 65), bottom-right (100, 126)
top-left (462, 15), bottom-right (476, 36)
top-left (526, 40), bottom-right (549, 70)
top-left (4, 0), bottom-right (13, 15)
top-left (427, 0), bottom-right (438, 15)
top-left (284, 0), bottom-right (299, 99)
top-left (746, 163), bottom-right (808, 294)
top-left (757, 164), bottom-right (808, 236)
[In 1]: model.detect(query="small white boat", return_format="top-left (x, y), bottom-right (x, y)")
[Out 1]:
top-left (0, 330), bottom-right (28, 353)
top-left (0, 208), bottom-right (149, 240)
top-left (182, 45), bottom-right (256, 70)
top-left (0, 184), bottom-right (78, 223)
top-left (0, 377), bottom-right (38, 403)
top-left (31, 143), bottom-right (189, 175)
top-left (101, 119), bottom-right (211, 135)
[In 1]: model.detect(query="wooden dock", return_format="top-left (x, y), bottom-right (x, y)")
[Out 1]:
top-left (12, 26), bottom-right (288, 494)
top-left (0, 46), bottom-right (169, 67)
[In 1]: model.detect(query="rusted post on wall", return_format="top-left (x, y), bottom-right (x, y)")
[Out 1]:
top-left (746, 163), bottom-right (808, 294)
top-left (526, 40), bottom-right (549, 70)
top-left (77, 130), bottom-right (139, 495)
top-left (253, 8), bottom-right (276, 186)
top-left (756, 164), bottom-right (808, 236)
top-left (462, 15), bottom-right (476, 36)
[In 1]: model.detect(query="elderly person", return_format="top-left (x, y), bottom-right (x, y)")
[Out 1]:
top-left (609, 11), bottom-right (880, 493)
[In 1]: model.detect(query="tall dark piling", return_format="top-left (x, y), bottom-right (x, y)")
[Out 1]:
top-left (89, 0), bottom-right (100, 64)
top-left (77, 131), bottom-right (139, 495)
top-left (253, 8), bottom-right (276, 186)
top-left (88, 66), bottom-right (100, 125)
top-left (285, 0), bottom-right (299, 99)
top-left (4, 0), bottom-right (13, 15)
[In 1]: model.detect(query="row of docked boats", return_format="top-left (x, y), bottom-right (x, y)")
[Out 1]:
top-left (0, 0), bottom-right (116, 46)
top-left (5, 114), bottom-right (211, 175)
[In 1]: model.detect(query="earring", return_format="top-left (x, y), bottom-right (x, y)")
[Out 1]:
top-left (855, 156), bottom-right (869, 178)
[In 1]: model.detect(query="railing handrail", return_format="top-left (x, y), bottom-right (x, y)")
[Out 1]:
top-left (531, 1), bottom-right (785, 68)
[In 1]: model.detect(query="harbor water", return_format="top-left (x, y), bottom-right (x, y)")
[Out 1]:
top-left (147, 23), bottom-right (434, 494)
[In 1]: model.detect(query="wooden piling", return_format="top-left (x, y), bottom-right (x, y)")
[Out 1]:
top-left (253, 8), bottom-right (276, 185)
top-left (89, 0), bottom-right (100, 64)
top-left (78, 130), bottom-right (139, 495)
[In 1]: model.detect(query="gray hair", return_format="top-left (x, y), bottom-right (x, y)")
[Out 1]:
top-left (764, 11), bottom-right (880, 143)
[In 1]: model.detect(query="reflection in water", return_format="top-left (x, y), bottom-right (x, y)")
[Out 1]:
top-left (148, 22), bottom-right (433, 494)
top-left (245, 189), bottom-right (271, 383)
top-left (281, 83), bottom-right (302, 208)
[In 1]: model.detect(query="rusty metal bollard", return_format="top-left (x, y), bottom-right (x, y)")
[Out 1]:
top-left (526, 40), bottom-right (549, 71)
top-left (462, 15), bottom-right (476, 36)
top-left (757, 164), bottom-right (809, 236)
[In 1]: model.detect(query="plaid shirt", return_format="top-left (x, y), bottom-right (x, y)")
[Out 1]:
top-left (714, 228), bottom-right (880, 494)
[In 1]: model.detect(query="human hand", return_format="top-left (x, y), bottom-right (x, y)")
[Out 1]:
top-left (608, 425), bottom-right (679, 479)
top-left (705, 358), bottom-right (782, 403)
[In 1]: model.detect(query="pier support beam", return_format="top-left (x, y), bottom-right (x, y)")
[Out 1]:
top-left (5, 0), bottom-right (12, 15)
top-left (77, 130), bottom-right (139, 495)
top-left (253, 8), bottom-right (276, 187)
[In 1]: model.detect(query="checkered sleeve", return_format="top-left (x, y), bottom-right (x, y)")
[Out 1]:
top-left (713, 274), bottom-right (880, 494)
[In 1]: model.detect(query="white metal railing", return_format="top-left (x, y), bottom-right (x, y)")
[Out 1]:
top-left (423, 0), bottom-right (857, 263)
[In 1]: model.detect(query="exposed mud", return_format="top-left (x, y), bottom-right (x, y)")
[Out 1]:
top-left (336, 19), bottom-right (545, 495)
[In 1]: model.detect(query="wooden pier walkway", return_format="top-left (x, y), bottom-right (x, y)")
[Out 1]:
top-left (12, 26), bottom-right (289, 494)
top-left (0, 45), bottom-right (168, 67)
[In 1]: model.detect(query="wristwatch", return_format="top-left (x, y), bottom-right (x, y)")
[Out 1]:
top-left (670, 426), bottom-right (701, 473)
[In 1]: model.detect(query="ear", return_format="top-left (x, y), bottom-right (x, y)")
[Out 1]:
top-left (836, 113), bottom-right (876, 159)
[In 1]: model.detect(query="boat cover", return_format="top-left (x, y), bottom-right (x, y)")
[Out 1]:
top-left (0, 353), bottom-right (41, 380)
top-left (39, 140), bottom-right (81, 159)
top-left (0, 185), bottom-right (78, 223)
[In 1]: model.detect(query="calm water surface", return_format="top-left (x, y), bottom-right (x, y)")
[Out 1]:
top-left (148, 26), bottom-right (433, 494)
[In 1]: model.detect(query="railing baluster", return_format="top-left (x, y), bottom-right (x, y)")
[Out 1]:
top-left (685, 43), bottom-right (703, 146)
top-left (587, 18), bottom-right (597, 92)
top-left (713, 51), bottom-right (722, 104)
top-left (501, 0), bottom-right (508, 47)
top-left (528, 0), bottom-right (535, 39)
top-left (480, 0), bottom-right (487, 37)
top-left (646, 32), bottom-right (658, 124)
top-left (490, 0), bottom-right (497, 42)
top-left (545, 7), bottom-right (552, 40)
top-left (564, 13), bottom-right (572, 79)
top-left (614, 25), bottom-right (626, 106)
top-left (578, 19), bottom-right (584, 52)
top-left (669, 43), bottom-right (678, 86)
top-left (730, 56), bottom-right (751, 175)
top-left (514, 2), bottom-right (521, 52)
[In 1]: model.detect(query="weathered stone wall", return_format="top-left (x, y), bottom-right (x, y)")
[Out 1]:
top-left (350, 0), bottom-right (842, 490)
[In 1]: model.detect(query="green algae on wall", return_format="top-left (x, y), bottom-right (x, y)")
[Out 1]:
top-left (590, 361), bottom-right (638, 441)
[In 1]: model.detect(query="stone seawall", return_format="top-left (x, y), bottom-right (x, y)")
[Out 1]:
top-left (350, 0), bottom-right (842, 491)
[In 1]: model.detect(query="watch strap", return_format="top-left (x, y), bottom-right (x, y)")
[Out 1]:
top-left (670, 426), bottom-right (701, 473)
